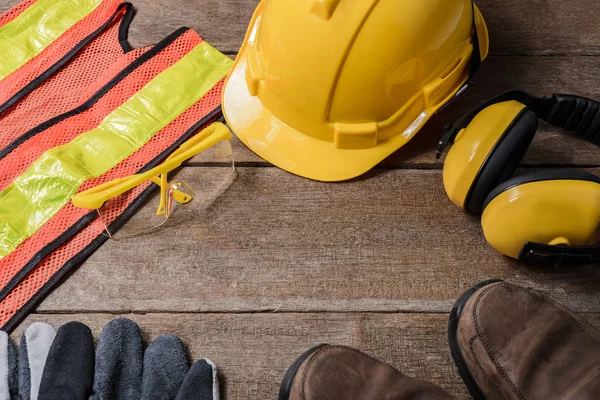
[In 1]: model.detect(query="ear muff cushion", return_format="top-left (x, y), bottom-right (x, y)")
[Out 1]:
top-left (481, 170), bottom-right (600, 259)
top-left (465, 108), bottom-right (539, 214)
top-left (483, 169), bottom-right (600, 211)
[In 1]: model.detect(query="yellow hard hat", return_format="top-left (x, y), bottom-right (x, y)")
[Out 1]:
top-left (223, 0), bottom-right (489, 181)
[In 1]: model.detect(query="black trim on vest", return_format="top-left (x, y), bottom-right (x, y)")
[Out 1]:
top-left (118, 2), bottom-right (136, 53)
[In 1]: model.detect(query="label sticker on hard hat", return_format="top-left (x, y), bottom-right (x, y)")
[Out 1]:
top-left (403, 111), bottom-right (429, 139)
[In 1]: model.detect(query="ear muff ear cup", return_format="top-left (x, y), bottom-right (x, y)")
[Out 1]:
top-left (481, 170), bottom-right (600, 259)
top-left (443, 101), bottom-right (538, 213)
top-left (465, 107), bottom-right (539, 213)
top-left (482, 170), bottom-right (600, 210)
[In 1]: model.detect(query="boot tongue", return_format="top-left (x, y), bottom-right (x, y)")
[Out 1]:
top-left (476, 285), bottom-right (600, 398)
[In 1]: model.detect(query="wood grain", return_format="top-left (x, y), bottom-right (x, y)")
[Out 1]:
top-left (2, 0), bottom-right (600, 398)
top-left (16, 312), bottom-right (600, 400)
top-left (38, 168), bottom-right (600, 314)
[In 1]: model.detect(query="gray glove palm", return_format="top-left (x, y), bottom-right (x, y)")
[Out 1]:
top-left (0, 322), bottom-right (57, 400)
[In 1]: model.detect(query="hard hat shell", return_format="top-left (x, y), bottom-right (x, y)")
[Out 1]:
top-left (223, 0), bottom-right (489, 182)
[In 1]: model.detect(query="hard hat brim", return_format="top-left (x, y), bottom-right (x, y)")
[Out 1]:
top-left (223, 51), bottom-right (415, 182)
top-left (223, 2), bottom-right (490, 182)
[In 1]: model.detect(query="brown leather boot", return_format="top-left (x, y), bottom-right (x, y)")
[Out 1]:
top-left (278, 344), bottom-right (454, 400)
top-left (449, 280), bottom-right (600, 400)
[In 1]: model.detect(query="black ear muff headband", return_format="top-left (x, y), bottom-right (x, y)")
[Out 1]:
top-left (437, 90), bottom-right (600, 158)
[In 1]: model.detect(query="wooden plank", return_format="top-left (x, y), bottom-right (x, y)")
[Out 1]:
top-left (15, 312), bottom-right (600, 400)
top-left (2, 0), bottom-right (600, 55)
top-left (477, 0), bottom-right (600, 56)
top-left (38, 167), bottom-right (600, 314)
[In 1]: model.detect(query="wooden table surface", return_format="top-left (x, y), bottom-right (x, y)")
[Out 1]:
top-left (2, 1), bottom-right (600, 399)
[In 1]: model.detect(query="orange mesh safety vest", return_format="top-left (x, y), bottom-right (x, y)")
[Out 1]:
top-left (0, 22), bottom-right (231, 331)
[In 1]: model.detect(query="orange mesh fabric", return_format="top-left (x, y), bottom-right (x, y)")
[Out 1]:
top-left (0, 183), bottom-right (149, 327)
top-left (0, 97), bottom-right (223, 331)
top-left (0, 4), bottom-right (149, 151)
top-left (0, 0), bottom-right (123, 109)
top-left (0, 87), bottom-right (224, 331)
top-left (0, 26), bottom-right (225, 331)
top-left (0, 84), bottom-right (223, 284)
top-left (0, 0), bottom-right (37, 26)
top-left (0, 30), bottom-right (200, 192)
top-left (0, 74), bottom-right (219, 284)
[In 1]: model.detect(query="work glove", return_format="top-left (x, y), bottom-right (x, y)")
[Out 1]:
top-left (0, 318), bottom-right (219, 400)
top-left (0, 322), bottom-right (57, 400)
top-left (0, 328), bottom-right (17, 400)
top-left (37, 321), bottom-right (94, 400)
top-left (91, 318), bottom-right (220, 400)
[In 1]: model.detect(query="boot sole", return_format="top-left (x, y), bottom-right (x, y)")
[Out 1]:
top-left (448, 279), bottom-right (504, 400)
top-left (278, 344), bottom-right (328, 400)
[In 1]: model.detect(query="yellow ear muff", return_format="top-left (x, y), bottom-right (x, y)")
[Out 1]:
top-left (481, 172), bottom-right (600, 259)
top-left (443, 101), bottom-right (529, 210)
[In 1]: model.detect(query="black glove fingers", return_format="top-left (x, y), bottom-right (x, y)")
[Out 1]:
top-left (12, 318), bottom-right (219, 400)
top-left (90, 318), bottom-right (143, 400)
top-left (37, 322), bottom-right (94, 400)
top-left (175, 359), bottom-right (219, 400)
top-left (141, 334), bottom-right (189, 400)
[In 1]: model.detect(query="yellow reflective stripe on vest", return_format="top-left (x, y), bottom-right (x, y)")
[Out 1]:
top-left (0, 41), bottom-right (233, 258)
top-left (0, 0), bottom-right (102, 81)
